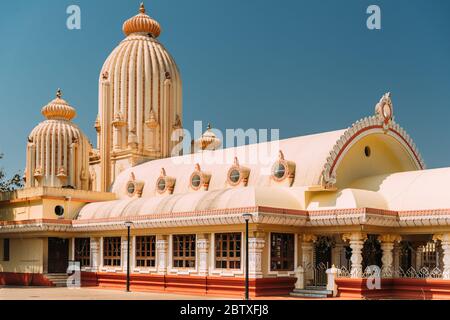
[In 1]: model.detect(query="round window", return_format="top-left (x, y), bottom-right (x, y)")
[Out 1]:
top-left (191, 174), bottom-right (202, 188)
top-left (127, 182), bottom-right (136, 195)
top-left (229, 169), bottom-right (241, 184)
top-left (364, 146), bottom-right (371, 158)
top-left (273, 163), bottom-right (287, 179)
top-left (157, 178), bottom-right (167, 192)
top-left (55, 205), bottom-right (65, 217)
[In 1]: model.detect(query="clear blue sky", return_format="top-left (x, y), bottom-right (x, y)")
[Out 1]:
top-left (1, 0), bottom-right (450, 176)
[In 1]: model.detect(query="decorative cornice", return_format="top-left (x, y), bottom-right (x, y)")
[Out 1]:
top-left (7, 206), bottom-right (450, 233)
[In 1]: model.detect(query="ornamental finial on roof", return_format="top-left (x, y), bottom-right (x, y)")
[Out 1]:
top-left (140, 3), bottom-right (146, 14)
top-left (375, 92), bottom-right (394, 124)
top-left (56, 88), bottom-right (62, 99)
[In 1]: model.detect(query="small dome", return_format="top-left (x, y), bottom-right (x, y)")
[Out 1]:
top-left (41, 89), bottom-right (76, 121)
top-left (123, 3), bottom-right (161, 37)
top-left (196, 124), bottom-right (221, 151)
top-left (26, 90), bottom-right (90, 190)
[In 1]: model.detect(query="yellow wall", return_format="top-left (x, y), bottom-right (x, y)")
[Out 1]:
top-left (0, 238), bottom-right (44, 273)
top-left (335, 133), bottom-right (418, 189)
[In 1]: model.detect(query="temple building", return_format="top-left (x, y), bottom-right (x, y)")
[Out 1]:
top-left (2, 4), bottom-right (450, 299)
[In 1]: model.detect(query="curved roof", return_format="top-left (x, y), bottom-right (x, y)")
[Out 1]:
top-left (77, 186), bottom-right (303, 221)
top-left (110, 129), bottom-right (346, 199)
top-left (350, 168), bottom-right (450, 211)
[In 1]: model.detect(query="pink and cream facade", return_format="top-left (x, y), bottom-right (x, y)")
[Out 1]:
top-left (1, 4), bottom-right (450, 299)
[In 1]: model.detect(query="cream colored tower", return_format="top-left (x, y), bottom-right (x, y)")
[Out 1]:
top-left (91, 3), bottom-right (183, 192)
top-left (26, 89), bottom-right (91, 190)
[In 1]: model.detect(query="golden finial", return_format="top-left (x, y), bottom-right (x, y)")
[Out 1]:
top-left (56, 88), bottom-right (62, 99)
top-left (139, 2), bottom-right (146, 14)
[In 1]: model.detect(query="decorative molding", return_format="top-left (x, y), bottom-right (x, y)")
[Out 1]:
top-left (189, 164), bottom-right (211, 191)
top-left (227, 157), bottom-right (250, 187)
top-left (271, 150), bottom-right (296, 186)
top-left (156, 168), bottom-right (176, 195)
top-left (378, 234), bottom-right (402, 244)
top-left (320, 93), bottom-right (426, 189)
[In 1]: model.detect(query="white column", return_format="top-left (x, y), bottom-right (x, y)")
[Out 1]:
top-left (100, 74), bottom-right (112, 192)
top-left (378, 234), bottom-right (401, 278)
top-left (197, 237), bottom-right (210, 276)
top-left (248, 237), bottom-right (265, 278)
top-left (121, 237), bottom-right (129, 272)
top-left (90, 238), bottom-right (100, 271)
top-left (70, 238), bottom-right (75, 260)
top-left (156, 237), bottom-right (169, 275)
top-left (342, 233), bottom-right (367, 278)
top-left (433, 234), bottom-right (450, 279)
top-left (300, 234), bottom-right (317, 284)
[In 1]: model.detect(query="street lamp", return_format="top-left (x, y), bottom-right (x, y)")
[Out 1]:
top-left (242, 213), bottom-right (253, 301)
top-left (124, 221), bottom-right (133, 292)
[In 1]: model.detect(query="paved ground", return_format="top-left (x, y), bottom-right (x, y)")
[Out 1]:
top-left (0, 287), bottom-right (232, 300)
top-left (0, 286), bottom-right (360, 300)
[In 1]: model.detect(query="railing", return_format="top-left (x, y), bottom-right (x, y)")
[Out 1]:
top-left (336, 265), bottom-right (444, 279)
top-left (302, 262), bottom-right (329, 287)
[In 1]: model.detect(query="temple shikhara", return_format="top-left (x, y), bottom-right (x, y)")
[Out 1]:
top-left (2, 4), bottom-right (450, 299)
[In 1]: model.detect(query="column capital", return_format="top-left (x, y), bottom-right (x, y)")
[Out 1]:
top-left (156, 239), bottom-right (168, 251)
top-left (433, 233), bottom-right (450, 243)
top-left (342, 232), bottom-right (367, 243)
top-left (378, 234), bottom-right (401, 244)
top-left (301, 234), bottom-right (317, 243)
top-left (249, 238), bottom-right (265, 250)
top-left (196, 238), bottom-right (209, 251)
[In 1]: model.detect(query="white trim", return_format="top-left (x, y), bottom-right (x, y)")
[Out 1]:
top-left (168, 233), bottom-right (198, 275)
top-left (210, 231), bottom-right (245, 277)
top-left (266, 232), bottom-right (296, 277)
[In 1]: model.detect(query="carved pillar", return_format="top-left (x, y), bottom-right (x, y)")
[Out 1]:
top-left (378, 234), bottom-right (401, 278)
top-left (433, 234), bottom-right (450, 279)
top-left (100, 73), bottom-right (112, 192)
top-left (121, 237), bottom-right (129, 272)
top-left (248, 236), bottom-right (265, 278)
top-left (156, 236), bottom-right (169, 275)
top-left (342, 233), bottom-right (367, 278)
top-left (301, 234), bottom-right (317, 284)
top-left (90, 238), bottom-right (100, 272)
top-left (197, 236), bottom-right (210, 276)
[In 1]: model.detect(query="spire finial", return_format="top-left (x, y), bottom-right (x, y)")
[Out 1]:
top-left (56, 88), bottom-right (62, 99)
top-left (207, 123), bottom-right (212, 130)
top-left (139, 2), bottom-right (146, 14)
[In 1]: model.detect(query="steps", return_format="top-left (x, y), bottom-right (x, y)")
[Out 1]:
top-left (45, 274), bottom-right (69, 288)
top-left (290, 286), bottom-right (333, 299)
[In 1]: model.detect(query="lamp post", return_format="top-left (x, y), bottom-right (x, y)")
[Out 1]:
top-left (242, 213), bottom-right (252, 301)
top-left (124, 221), bottom-right (133, 292)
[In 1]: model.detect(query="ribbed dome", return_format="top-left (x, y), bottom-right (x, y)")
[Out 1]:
top-left (123, 3), bottom-right (161, 37)
top-left (41, 89), bottom-right (77, 120)
top-left (98, 4), bottom-right (182, 160)
top-left (26, 90), bottom-right (91, 190)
